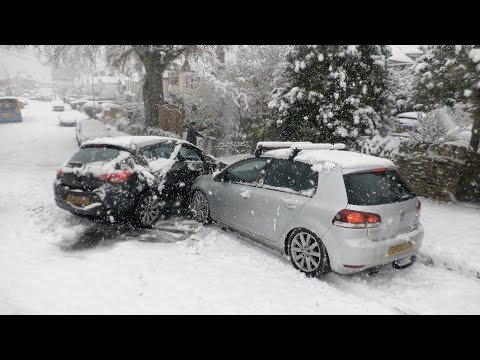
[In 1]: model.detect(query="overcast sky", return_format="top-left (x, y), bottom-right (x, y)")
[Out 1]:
top-left (0, 45), bottom-right (422, 84)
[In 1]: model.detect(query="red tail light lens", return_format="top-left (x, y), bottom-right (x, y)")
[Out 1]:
top-left (371, 168), bottom-right (387, 173)
top-left (99, 169), bottom-right (133, 183)
top-left (416, 200), bottom-right (421, 217)
top-left (56, 169), bottom-right (64, 178)
top-left (333, 209), bottom-right (382, 228)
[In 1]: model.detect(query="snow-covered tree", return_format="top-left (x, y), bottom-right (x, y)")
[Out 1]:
top-left (268, 45), bottom-right (393, 143)
top-left (412, 45), bottom-right (480, 201)
top-left (34, 45), bottom-right (205, 128)
top-left (165, 45), bottom-right (290, 148)
top-left (389, 66), bottom-right (416, 115)
top-left (413, 45), bottom-right (480, 152)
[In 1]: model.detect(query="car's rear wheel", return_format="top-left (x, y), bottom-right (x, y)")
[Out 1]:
top-left (191, 190), bottom-right (211, 225)
top-left (287, 229), bottom-right (330, 277)
top-left (132, 190), bottom-right (161, 228)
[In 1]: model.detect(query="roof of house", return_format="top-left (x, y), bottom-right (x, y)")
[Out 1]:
top-left (388, 46), bottom-right (415, 65)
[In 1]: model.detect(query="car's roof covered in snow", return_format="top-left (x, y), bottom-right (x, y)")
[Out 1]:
top-left (261, 149), bottom-right (395, 170)
top-left (0, 96), bottom-right (19, 101)
top-left (81, 135), bottom-right (188, 150)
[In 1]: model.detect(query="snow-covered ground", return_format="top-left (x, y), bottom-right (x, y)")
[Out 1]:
top-left (1, 101), bottom-right (480, 314)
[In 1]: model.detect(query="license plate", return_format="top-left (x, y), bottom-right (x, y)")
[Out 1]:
top-left (2, 113), bottom-right (14, 118)
top-left (66, 194), bottom-right (91, 206)
top-left (388, 241), bottom-right (413, 257)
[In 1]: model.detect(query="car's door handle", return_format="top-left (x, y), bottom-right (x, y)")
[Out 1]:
top-left (284, 202), bottom-right (297, 209)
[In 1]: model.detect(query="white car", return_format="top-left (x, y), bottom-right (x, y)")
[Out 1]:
top-left (51, 101), bottom-right (65, 112)
top-left (191, 142), bottom-right (424, 277)
top-left (76, 118), bottom-right (113, 145)
top-left (58, 111), bottom-right (89, 127)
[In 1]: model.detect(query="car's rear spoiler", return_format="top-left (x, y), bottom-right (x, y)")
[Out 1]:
top-left (254, 142), bottom-right (346, 159)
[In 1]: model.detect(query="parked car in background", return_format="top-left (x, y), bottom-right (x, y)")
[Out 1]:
top-left (58, 111), bottom-right (89, 127)
top-left (390, 112), bottom-right (423, 138)
top-left (54, 136), bottom-right (228, 227)
top-left (0, 97), bottom-right (23, 123)
top-left (75, 118), bottom-right (112, 145)
top-left (190, 142), bottom-right (424, 277)
top-left (51, 101), bottom-right (65, 112)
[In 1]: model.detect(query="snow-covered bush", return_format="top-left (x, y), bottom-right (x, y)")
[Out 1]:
top-left (83, 101), bottom-right (102, 119)
top-left (119, 102), bottom-right (145, 125)
top-left (411, 107), bottom-right (472, 145)
top-left (357, 135), bottom-right (401, 158)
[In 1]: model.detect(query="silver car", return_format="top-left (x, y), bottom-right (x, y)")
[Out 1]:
top-left (76, 118), bottom-right (112, 145)
top-left (190, 142), bottom-right (424, 277)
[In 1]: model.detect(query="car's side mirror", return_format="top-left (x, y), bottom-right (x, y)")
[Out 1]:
top-left (213, 171), bottom-right (225, 182)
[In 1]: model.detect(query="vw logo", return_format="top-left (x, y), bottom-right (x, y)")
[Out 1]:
top-left (400, 211), bottom-right (406, 221)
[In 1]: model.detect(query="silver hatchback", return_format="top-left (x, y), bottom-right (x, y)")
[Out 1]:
top-left (190, 142), bottom-right (424, 277)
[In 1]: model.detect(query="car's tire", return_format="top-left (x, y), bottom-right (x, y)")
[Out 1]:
top-left (131, 189), bottom-right (161, 228)
top-left (287, 229), bottom-right (330, 277)
top-left (190, 190), bottom-right (212, 225)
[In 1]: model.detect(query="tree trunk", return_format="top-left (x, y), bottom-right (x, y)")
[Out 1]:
top-left (456, 96), bottom-right (480, 203)
top-left (143, 66), bottom-right (165, 129)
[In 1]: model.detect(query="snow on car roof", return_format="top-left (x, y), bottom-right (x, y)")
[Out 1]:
top-left (0, 96), bottom-right (19, 100)
top-left (81, 135), bottom-right (187, 149)
top-left (396, 112), bottom-right (419, 119)
top-left (262, 148), bottom-right (394, 170)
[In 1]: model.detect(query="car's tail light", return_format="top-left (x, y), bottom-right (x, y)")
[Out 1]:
top-left (333, 209), bottom-right (382, 228)
top-left (371, 168), bottom-right (387, 173)
top-left (416, 200), bottom-right (421, 217)
top-left (99, 169), bottom-right (133, 183)
top-left (56, 169), bottom-right (64, 178)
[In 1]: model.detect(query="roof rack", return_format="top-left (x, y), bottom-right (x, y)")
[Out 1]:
top-left (254, 141), bottom-right (346, 159)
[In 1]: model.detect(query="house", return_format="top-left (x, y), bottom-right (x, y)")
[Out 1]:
top-left (387, 46), bottom-right (416, 68)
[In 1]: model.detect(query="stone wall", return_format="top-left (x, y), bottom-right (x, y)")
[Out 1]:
top-left (357, 138), bottom-right (480, 202)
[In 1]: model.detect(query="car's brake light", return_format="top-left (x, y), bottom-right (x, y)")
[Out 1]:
top-left (371, 168), bottom-right (387, 173)
top-left (333, 209), bottom-right (382, 228)
top-left (56, 169), bottom-right (64, 178)
top-left (99, 169), bottom-right (133, 183)
top-left (416, 200), bottom-right (421, 217)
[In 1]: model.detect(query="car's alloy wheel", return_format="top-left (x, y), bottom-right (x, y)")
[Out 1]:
top-left (133, 190), bottom-right (161, 228)
top-left (191, 190), bottom-right (211, 224)
top-left (288, 230), bottom-right (329, 277)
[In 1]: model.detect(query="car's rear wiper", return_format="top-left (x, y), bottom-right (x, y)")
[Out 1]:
top-left (68, 161), bottom-right (83, 168)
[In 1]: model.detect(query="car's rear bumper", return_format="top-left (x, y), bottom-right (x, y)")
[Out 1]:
top-left (53, 181), bottom-right (138, 221)
top-left (325, 223), bottom-right (424, 274)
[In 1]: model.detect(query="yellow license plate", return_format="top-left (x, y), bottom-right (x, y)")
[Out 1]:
top-left (388, 241), bottom-right (413, 257)
top-left (2, 113), bottom-right (14, 117)
top-left (66, 194), bottom-right (91, 206)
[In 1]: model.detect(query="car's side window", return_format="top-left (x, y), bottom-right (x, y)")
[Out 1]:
top-left (223, 158), bottom-right (269, 185)
top-left (262, 160), bottom-right (317, 196)
top-left (152, 144), bottom-right (175, 159)
top-left (295, 165), bottom-right (318, 196)
top-left (178, 145), bottom-right (203, 162)
top-left (141, 148), bottom-right (153, 160)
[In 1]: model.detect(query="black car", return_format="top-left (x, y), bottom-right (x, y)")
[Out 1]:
top-left (54, 136), bottom-right (227, 227)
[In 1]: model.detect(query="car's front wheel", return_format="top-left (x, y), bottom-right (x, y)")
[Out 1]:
top-left (190, 190), bottom-right (211, 225)
top-left (287, 229), bottom-right (330, 277)
top-left (132, 190), bottom-right (161, 228)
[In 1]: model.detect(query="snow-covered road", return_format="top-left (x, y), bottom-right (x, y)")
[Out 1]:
top-left (1, 101), bottom-right (480, 314)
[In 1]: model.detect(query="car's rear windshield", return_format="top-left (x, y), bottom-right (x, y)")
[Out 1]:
top-left (0, 99), bottom-right (17, 110)
top-left (69, 146), bottom-right (122, 165)
top-left (343, 169), bottom-right (416, 206)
